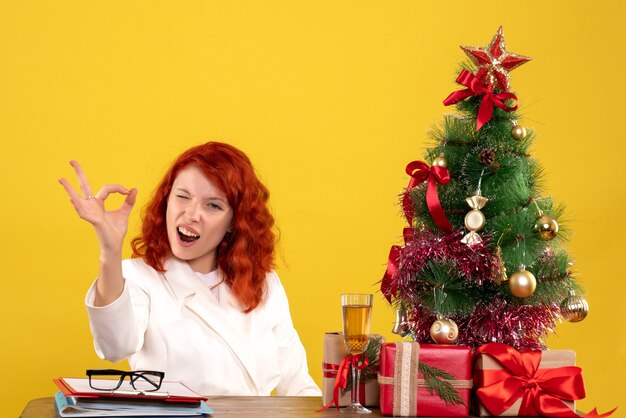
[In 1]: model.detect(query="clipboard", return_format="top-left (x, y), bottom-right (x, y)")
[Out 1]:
top-left (54, 377), bottom-right (208, 403)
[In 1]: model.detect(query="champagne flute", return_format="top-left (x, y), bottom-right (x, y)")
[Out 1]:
top-left (341, 293), bottom-right (373, 414)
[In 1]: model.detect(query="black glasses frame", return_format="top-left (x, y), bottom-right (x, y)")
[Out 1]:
top-left (86, 369), bottom-right (165, 392)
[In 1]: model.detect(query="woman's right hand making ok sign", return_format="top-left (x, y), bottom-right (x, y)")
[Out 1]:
top-left (58, 160), bottom-right (138, 256)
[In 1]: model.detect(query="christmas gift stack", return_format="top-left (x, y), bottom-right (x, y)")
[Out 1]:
top-left (375, 339), bottom-right (615, 417)
top-left (376, 27), bottom-right (615, 417)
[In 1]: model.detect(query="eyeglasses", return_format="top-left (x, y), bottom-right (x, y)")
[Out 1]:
top-left (86, 369), bottom-right (165, 392)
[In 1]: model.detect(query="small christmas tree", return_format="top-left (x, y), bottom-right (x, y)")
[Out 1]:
top-left (382, 27), bottom-right (589, 351)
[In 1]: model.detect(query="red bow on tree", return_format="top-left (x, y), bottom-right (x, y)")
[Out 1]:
top-left (443, 70), bottom-right (518, 131)
top-left (475, 343), bottom-right (616, 417)
top-left (380, 228), bottom-right (414, 303)
top-left (382, 161), bottom-right (452, 303)
top-left (402, 160), bottom-right (453, 232)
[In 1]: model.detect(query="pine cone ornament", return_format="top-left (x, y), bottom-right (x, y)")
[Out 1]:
top-left (478, 150), bottom-right (496, 166)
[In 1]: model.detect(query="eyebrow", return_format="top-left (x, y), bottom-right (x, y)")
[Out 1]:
top-left (174, 187), bottom-right (229, 204)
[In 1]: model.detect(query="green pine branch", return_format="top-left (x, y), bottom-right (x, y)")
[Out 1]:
top-left (414, 260), bottom-right (484, 316)
top-left (418, 362), bottom-right (466, 406)
top-left (341, 336), bottom-right (384, 396)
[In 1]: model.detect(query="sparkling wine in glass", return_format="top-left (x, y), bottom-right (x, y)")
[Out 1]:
top-left (341, 293), bottom-right (373, 414)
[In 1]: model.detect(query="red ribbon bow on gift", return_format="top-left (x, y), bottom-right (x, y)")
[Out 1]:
top-left (318, 354), bottom-right (369, 412)
top-left (475, 343), bottom-right (616, 417)
top-left (402, 160), bottom-right (453, 232)
top-left (443, 70), bottom-right (518, 131)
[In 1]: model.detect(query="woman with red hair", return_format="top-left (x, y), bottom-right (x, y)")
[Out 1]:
top-left (59, 142), bottom-right (320, 396)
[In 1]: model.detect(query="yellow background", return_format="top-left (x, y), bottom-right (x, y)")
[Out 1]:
top-left (1, 1), bottom-right (624, 416)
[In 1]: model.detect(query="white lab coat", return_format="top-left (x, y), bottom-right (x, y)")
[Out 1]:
top-left (85, 257), bottom-right (321, 396)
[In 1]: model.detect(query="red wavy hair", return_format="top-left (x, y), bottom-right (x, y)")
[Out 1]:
top-left (131, 142), bottom-right (275, 312)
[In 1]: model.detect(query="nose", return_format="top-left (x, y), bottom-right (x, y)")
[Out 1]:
top-left (183, 200), bottom-right (201, 222)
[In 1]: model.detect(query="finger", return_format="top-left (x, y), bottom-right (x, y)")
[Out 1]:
top-left (95, 184), bottom-right (131, 201)
top-left (123, 188), bottom-right (138, 209)
top-left (70, 160), bottom-right (94, 198)
top-left (58, 178), bottom-right (83, 202)
top-left (59, 178), bottom-right (93, 219)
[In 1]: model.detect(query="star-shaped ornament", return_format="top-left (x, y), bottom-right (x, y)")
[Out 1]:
top-left (461, 26), bottom-right (531, 92)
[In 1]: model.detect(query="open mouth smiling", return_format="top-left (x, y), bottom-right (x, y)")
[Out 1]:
top-left (178, 226), bottom-right (200, 243)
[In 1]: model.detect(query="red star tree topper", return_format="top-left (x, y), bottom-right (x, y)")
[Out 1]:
top-left (461, 26), bottom-right (531, 91)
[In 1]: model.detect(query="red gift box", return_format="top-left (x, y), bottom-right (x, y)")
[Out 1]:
top-left (474, 343), bottom-right (584, 417)
top-left (378, 342), bottom-right (472, 416)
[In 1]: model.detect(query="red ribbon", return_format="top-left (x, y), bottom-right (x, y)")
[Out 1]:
top-left (382, 160), bottom-right (451, 303)
top-left (381, 245), bottom-right (401, 303)
top-left (475, 343), bottom-right (616, 417)
top-left (322, 362), bottom-right (340, 379)
top-left (380, 228), bottom-right (413, 303)
top-left (403, 161), bottom-right (452, 232)
top-left (443, 70), bottom-right (519, 131)
top-left (318, 354), bottom-right (370, 412)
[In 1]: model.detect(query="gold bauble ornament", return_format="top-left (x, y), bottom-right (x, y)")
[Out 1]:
top-left (534, 214), bottom-right (559, 240)
top-left (508, 267), bottom-right (537, 298)
top-left (432, 155), bottom-right (447, 168)
top-left (560, 291), bottom-right (589, 323)
top-left (511, 125), bottom-right (527, 140)
top-left (429, 317), bottom-right (459, 344)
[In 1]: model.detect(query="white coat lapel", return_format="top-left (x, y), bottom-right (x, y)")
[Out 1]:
top-left (161, 258), bottom-right (261, 392)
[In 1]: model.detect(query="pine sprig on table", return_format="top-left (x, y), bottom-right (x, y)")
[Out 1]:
top-left (418, 362), bottom-right (466, 406)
